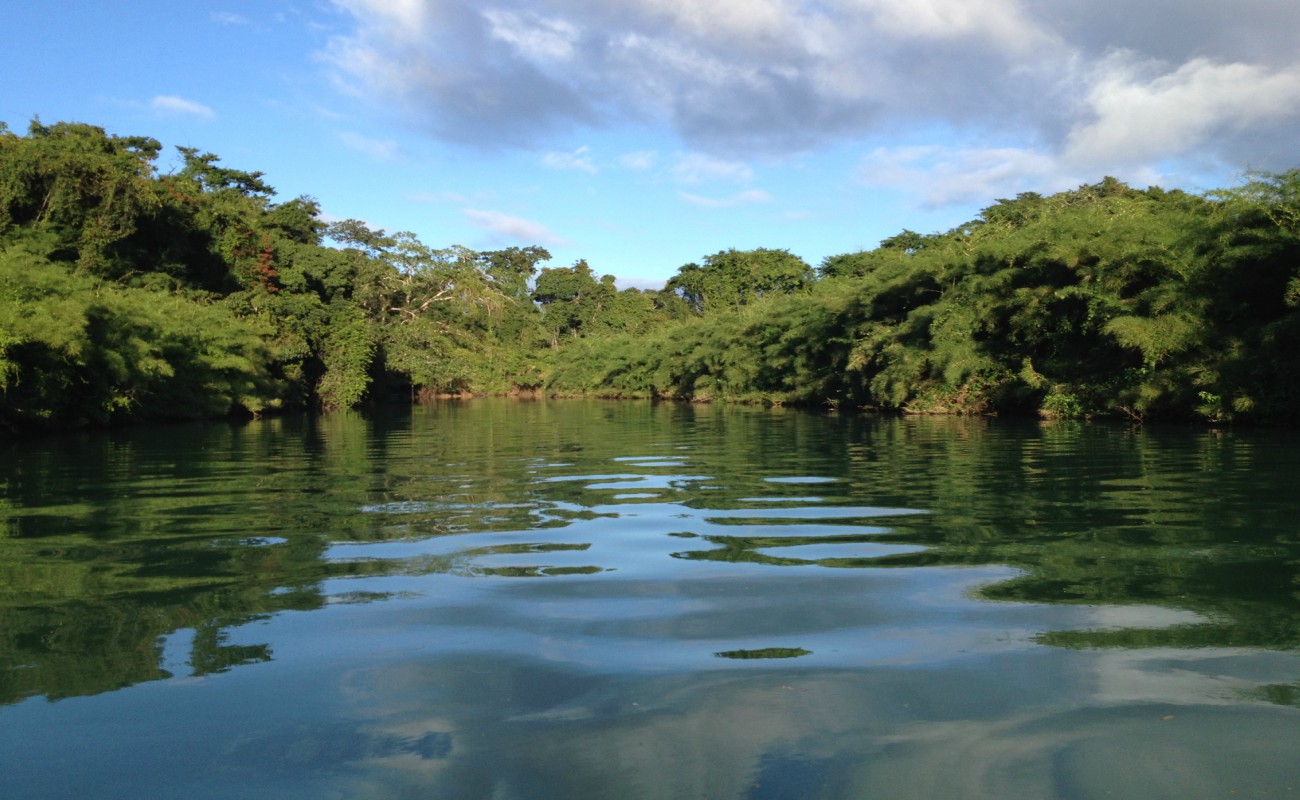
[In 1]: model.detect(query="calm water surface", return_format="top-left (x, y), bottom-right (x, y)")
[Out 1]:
top-left (2, 400), bottom-right (1299, 798)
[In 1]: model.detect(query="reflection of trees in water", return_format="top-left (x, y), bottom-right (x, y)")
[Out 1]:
top-left (661, 413), bottom-right (1300, 652)
top-left (714, 647), bottom-right (811, 659)
top-left (893, 422), bottom-right (1300, 650)
top-left (0, 401), bottom-right (683, 703)
top-left (670, 528), bottom-right (921, 568)
top-left (2, 402), bottom-right (1299, 705)
top-left (0, 416), bottom-right (357, 704)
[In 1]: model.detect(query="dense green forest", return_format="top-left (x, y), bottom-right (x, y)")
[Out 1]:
top-left (3, 119), bottom-right (1300, 433)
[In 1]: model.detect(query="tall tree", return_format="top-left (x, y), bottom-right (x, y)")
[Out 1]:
top-left (666, 248), bottom-right (813, 313)
top-left (0, 120), bottom-right (163, 276)
top-left (533, 259), bottom-right (611, 345)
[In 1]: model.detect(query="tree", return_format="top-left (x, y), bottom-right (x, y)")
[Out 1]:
top-left (532, 259), bottom-right (610, 345)
top-left (478, 245), bottom-right (550, 301)
top-left (175, 147), bottom-right (275, 199)
top-left (666, 248), bottom-right (813, 313)
top-left (0, 121), bottom-right (163, 276)
top-left (267, 196), bottom-right (326, 245)
top-left (475, 246), bottom-right (550, 347)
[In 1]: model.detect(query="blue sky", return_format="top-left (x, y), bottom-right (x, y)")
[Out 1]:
top-left (5, 1), bottom-right (1300, 288)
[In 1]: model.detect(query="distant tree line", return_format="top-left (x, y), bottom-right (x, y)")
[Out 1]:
top-left (2, 119), bottom-right (1299, 433)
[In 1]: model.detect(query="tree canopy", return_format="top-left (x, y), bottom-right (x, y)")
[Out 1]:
top-left (4, 118), bottom-right (1300, 433)
top-left (666, 248), bottom-right (813, 313)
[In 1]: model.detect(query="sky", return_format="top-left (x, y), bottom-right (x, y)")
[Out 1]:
top-left (4, 1), bottom-right (1300, 288)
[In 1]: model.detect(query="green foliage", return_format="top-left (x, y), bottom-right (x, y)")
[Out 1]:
top-left (0, 121), bottom-right (163, 276)
top-left (315, 310), bottom-right (375, 410)
top-left (532, 259), bottom-right (607, 343)
top-left (0, 246), bottom-right (275, 431)
top-left (0, 120), bottom-right (542, 430)
top-left (666, 247), bottom-right (813, 313)
top-left (479, 245), bottom-right (550, 301)
top-left (6, 116), bottom-right (1300, 432)
top-left (547, 174), bottom-right (1300, 424)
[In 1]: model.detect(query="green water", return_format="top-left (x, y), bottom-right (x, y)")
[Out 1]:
top-left (2, 400), bottom-right (1299, 798)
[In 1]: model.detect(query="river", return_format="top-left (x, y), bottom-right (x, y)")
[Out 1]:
top-left (2, 400), bottom-right (1299, 798)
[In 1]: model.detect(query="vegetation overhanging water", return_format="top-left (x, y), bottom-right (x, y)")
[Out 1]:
top-left (3, 120), bottom-right (1300, 437)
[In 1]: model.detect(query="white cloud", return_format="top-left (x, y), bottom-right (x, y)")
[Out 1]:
top-left (620, 150), bottom-right (658, 170)
top-left (323, 0), bottom-right (1300, 193)
top-left (318, 0), bottom-right (1074, 159)
top-left (339, 131), bottom-right (402, 160)
top-left (614, 275), bottom-right (667, 291)
top-left (464, 208), bottom-right (571, 245)
top-left (679, 188), bottom-right (772, 208)
top-left (332, 0), bottom-right (433, 43)
top-left (672, 153), bottom-right (753, 184)
top-left (857, 0), bottom-right (1057, 53)
top-left (542, 145), bottom-right (597, 173)
top-left (859, 145), bottom-right (1069, 207)
top-left (151, 95), bottom-right (215, 120)
top-left (635, 0), bottom-right (799, 46)
top-left (1064, 56), bottom-right (1300, 169)
top-left (483, 9), bottom-right (580, 62)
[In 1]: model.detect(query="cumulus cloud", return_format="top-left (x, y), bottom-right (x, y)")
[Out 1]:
top-left (1028, 0), bottom-right (1300, 66)
top-left (464, 208), bottom-right (571, 245)
top-left (323, 0), bottom-right (1065, 153)
top-left (1064, 56), bottom-right (1300, 169)
top-left (151, 95), bottom-right (215, 120)
top-left (324, 0), bottom-right (1300, 197)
